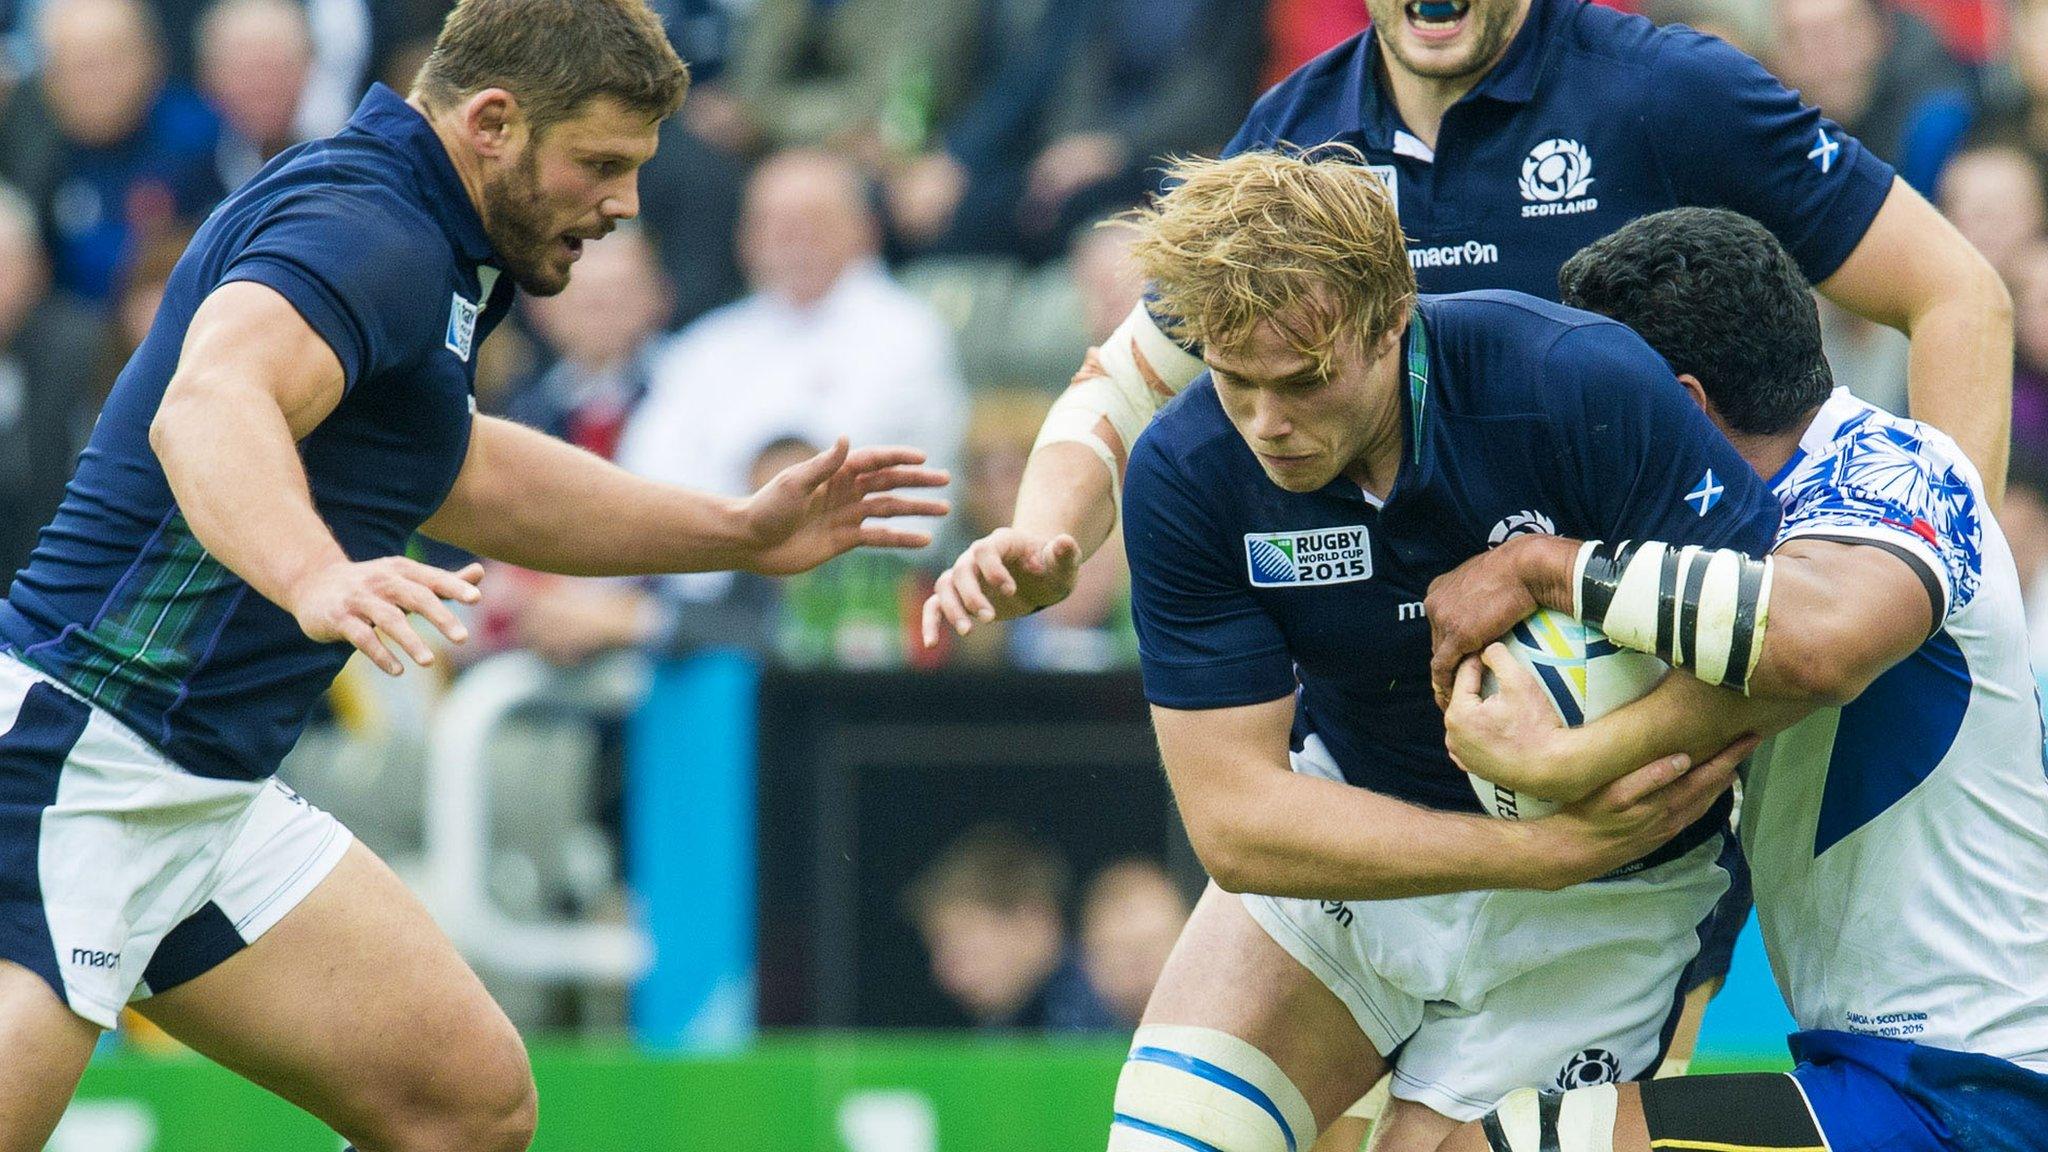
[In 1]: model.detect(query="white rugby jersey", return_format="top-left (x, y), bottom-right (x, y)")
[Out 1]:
top-left (1742, 388), bottom-right (2048, 1070)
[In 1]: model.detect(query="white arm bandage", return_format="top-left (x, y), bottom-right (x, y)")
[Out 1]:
top-left (1032, 300), bottom-right (1207, 502)
top-left (1572, 540), bottom-right (1774, 693)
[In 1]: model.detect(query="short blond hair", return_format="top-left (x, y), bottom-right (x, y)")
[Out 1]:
top-left (1125, 148), bottom-right (1414, 378)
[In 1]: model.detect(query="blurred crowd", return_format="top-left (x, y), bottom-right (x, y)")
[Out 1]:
top-left (13, 0), bottom-right (2048, 1032)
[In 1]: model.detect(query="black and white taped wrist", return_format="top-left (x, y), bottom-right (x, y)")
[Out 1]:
top-left (1573, 539), bottom-right (1773, 693)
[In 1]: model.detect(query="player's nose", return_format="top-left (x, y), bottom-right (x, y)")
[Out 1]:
top-left (1247, 395), bottom-right (1292, 440)
top-left (603, 177), bottom-right (641, 222)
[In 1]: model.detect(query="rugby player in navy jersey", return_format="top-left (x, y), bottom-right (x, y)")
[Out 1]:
top-left (1099, 150), bottom-right (1770, 1152)
top-left (0, 2), bottom-right (946, 1149)
top-left (927, 2), bottom-right (2007, 1138)
top-left (1426, 211), bottom-right (2048, 1152)
top-left (928, 0), bottom-right (2009, 644)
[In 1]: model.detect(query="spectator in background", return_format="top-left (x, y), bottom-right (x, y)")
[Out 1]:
top-left (127, 0), bottom-right (377, 139)
top-left (1936, 140), bottom-right (2048, 277)
top-left (1772, 0), bottom-right (1975, 195)
top-left (481, 228), bottom-right (681, 666)
top-left (0, 183), bottom-right (105, 580)
top-left (1996, 0), bottom-right (2048, 155)
top-left (1647, 0), bottom-right (1770, 55)
top-left (96, 227), bottom-right (196, 390)
top-left (503, 226), bottom-right (673, 456)
top-left (617, 151), bottom-right (965, 667)
top-left (620, 148), bottom-right (965, 576)
top-left (1022, 0), bottom-right (1263, 261)
top-left (196, 0), bottom-right (314, 190)
top-left (0, 0), bottom-right (223, 305)
top-left (1074, 859), bottom-right (1190, 1029)
top-left (635, 116), bottom-right (750, 331)
top-left (701, 0), bottom-right (982, 162)
top-left (905, 823), bottom-right (1112, 1030)
top-left (887, 0), bottom-right (1263, 263)
top-left (2003, 461), bottom-right (2048, 676)
top-left (882, 0), bottom-right (1096, 260)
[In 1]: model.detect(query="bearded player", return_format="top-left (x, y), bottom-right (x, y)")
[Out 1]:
top-left (0, 3), bottom-right (947, 1149)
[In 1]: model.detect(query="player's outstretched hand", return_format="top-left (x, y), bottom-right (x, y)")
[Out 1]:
top-left (741, 438), bottom-right (951, 576)
top-left (1425, 533), bottom-right (1576, 706)
top-left (920, 528), bottom-right (1083, 646)
top-left (1538, 734), bottom-right (1753, 887)
top-left (1444, 645), bottom-right (1574, 800)
top-left (287, 557), bottom-right (484, 676)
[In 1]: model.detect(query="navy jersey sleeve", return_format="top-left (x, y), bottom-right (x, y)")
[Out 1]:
top-left (1648, 28), bottom-right (1894, 285)
top-left (1556, 324), bottom-right (1780, 556)
top-left (220, 191), bottom-right (444, 396)
top-left (1123, 424), bottom-right (1297, 710)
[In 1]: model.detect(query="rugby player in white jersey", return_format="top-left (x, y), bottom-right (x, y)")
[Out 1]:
top-left (1425, 207), bottom-right (2048, 1152)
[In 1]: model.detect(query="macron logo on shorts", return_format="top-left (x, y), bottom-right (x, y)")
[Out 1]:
top-left (70, 947), bottom-right (119, 969)
top-left (1245, 527), bottom-right (1373, 587)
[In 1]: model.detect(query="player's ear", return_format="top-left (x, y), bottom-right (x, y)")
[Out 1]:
top-left (1674, 372), bottom-right (1711, 414)
top-left (1374, 309), bottom-right (1410, 360)
top-left (461, 88), bottom-right (524, 158)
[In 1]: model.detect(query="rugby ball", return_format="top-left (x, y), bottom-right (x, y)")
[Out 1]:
top-left (1470, 609), bottom-right (1667, 820)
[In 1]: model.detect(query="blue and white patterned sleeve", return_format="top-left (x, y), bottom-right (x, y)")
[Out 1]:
top-left (1776, 423), bottom-right (1985, 621)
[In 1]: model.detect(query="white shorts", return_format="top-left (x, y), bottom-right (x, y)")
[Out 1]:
top-left (0, 654), bottom-right (351, 1028)
top-left (1242, 737), bottom-right (1730, 1121)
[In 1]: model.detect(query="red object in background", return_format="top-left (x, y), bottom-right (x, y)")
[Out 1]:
top-left (1263, 0), bottom-right (1371, 88)
top-left (1891, 0), bottom-right (2002, 63)
top-left (565, 397), bottom-right (633, 462)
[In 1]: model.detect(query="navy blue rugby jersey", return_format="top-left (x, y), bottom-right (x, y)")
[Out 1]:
top-left (1123, 292), bottom-right (1780, 823)
top-left (0, 84), bottom-right (513, 781)
top-left (1225, 0), bottom-right (1895, 298)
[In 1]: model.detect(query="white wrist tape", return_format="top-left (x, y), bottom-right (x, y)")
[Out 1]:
top-left (1032, 301), bottom-right (1206, 502)
top-left (1482, 1086), bottom-right (1618, 1152)
top-left (1572, 539), bottom-right (1774, 693)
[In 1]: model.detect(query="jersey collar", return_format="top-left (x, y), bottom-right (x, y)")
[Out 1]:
top-left (1331, 303), bottom-right (1432, 509)
top-left (1769, 387), bottom-right (1871, 493)
top-left (344, 83), bottom-right (500, 268)
top-left (1355, 0), bottom-right (1560, 149)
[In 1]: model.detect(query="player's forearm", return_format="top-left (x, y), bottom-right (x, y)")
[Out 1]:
top-left (150, 381), bottom-right (351, 611)
top-left (1544, 674), bottom-right (1801, 801)
top-left (1014, 303), bottom-right (1207, 560)
top-left (424, 418), bottom-right (756, 576)
top-left (1011, 442), bottom-right (1119, 559)
top-left (1191, 771), bottom-right (1574, 900)
top-left (1898, 267), bottom-right (2011, 509)
top-left (1819, 182), bottom-right (2012, 507)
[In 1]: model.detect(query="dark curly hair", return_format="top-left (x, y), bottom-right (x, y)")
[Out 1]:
top-left (1559, 207), bottom-right (1832, 436)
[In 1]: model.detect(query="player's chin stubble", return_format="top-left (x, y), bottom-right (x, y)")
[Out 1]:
top-left (1369, 0), bottom-right (1518, 82)
top-left (481, 152), bottom-right (572, 297)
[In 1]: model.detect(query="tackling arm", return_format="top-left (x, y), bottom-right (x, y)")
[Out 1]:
top-left (1439, 533), bottom-right (1934, 801)
top-left (1153, 695), bottom-right (1745, 900)
top-left (1817, 179), bottom-right (2012, 507)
